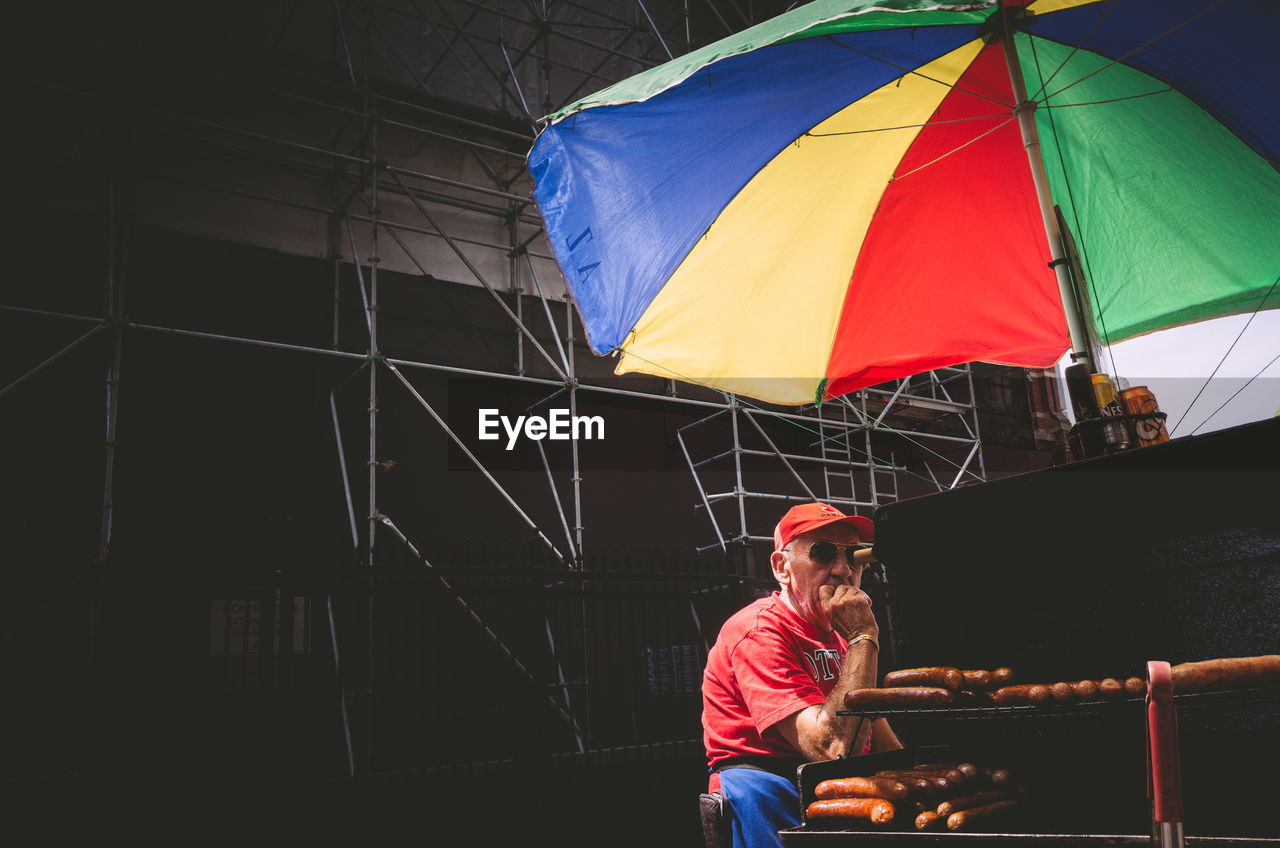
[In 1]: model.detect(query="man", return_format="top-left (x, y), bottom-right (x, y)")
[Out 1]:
top-left (701, 502), bottom-right (901, 847)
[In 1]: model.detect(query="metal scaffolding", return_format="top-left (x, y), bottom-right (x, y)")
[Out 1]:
top-left (1, 0), bottom-right (991, 777)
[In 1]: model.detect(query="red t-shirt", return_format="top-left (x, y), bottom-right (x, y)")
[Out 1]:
top-left (702, 592), bottom-right (848, 780)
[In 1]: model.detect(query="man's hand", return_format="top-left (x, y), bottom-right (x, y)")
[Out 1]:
top-left (818, 584), bottom-right (878, 641)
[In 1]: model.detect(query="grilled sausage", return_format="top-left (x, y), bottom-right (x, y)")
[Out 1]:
top-left (893, 775), bottom-right (938, 800)
top-left (883, 667), bottom-right (965, 691)
top-left (1098, 678), bottom-right (1124, 699)
top-left (987, 767), bottom-right (1013, 788)
top-left (947, 800), bottom-right (1020, 831)
top-left (954, 689), bottom-right (995, 706)
top-left (991, 685), bottom-right (1035, 706)
top-left (913, 762), bottom-right (979, 782)
top-left (1049, 682), bottom-right (1074, 703)
top-left (1123, 676), bottom-right (1147, 696)
top-left (937, 790), bottom-right (1009, 817)
top-left (915, 810), bottom-right (944, 831)
top-left (845, 687), bottom-right (954, 710)
top-left (876, 771), bottom-right (954, 794)
top-left (806, 797), bottom-right (897, 825)
top-left (961, 669), bottom-right (992, 691)
top-left (815, 776), bottom-right (910, 803)
top-left (992, 684), bottom-right (1050, 706)
top-left (908, 766), bottom-right (966, 787)
top-left (1071, 679), bottom-right (1099, 700)
top-left (1170, 656), bottom-right (1280, 693)
top-left (992, 667), bottom-right (1015, 686)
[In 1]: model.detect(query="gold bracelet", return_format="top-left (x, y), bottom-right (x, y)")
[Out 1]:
top-left (847, 633), bottom-right (879, 651)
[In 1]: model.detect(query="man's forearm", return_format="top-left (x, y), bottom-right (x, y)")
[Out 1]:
top-left (811, 639), bottom-right (879, 758)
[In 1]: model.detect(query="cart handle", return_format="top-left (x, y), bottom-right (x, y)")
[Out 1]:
top-left (1147, 660), bottom-right (1184, 828)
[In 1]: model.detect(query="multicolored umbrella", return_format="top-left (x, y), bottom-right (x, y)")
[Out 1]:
top-left (527, 0), bottom-right (1279, 405)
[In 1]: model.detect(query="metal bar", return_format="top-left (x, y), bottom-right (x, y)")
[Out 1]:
top-left (524, 252), bottom-right (571, 375)
top-left (330, 391), bottom-right (360, 549)
top-left (742, 408), bottom-right (816, 499)
top-left (677, 429), bottom-right (726, 552)
top-left (565, 297), bottom-right (584, 564)
top-left (333, 0), bottom-right (358, 87)
top-left (377, 118), bottom-right (525, 159)
top-left (327, 594), bottom-right (356, 777)
top-left (635, 0), bottom-right (674, 59)
top-left (415, 0), bottom-right (535, 125)
top-left (736, 448), bottom-right (885, 472)
top-left (498, 39), bottom-right (534, 121)
top-left (98, 174), bottom-right (126, 564)
top-left (376, 512), bottom-right (587, 738)
top-left (124, 322), bottom-right (367, 361)
top-left (680, 407), bottom-right (729, 430)
top-left (368, 117), bottom-right (380, 567)
top-left (0, 325), bottom-right (104, 401)
top-left (947, 441), bottom-right (980, 490)
top-left (384, 168), bottom-right (568, 383)
top-left (544, 616), bottom-right (585, 753)
top-left (534, 438), bottom-right (577, 563)
top-left (0, 304), bottom-right (101, 324)
top-left (344, 214), bottom-right (372, 336)
top-left (1000, 9), bottom-right (1092, 371)
top-left (967, 364), bottom-right (988, 482)
top-left (384, 161), bottom-right (535, 206)
top-left (382, 359), bottom-right (566, 563)
top-left (703, 491), bottom-right (876, 509)
top-left (729, 398), bottom-right (748, 543)
top-left (510, 212), bottom-right (525, 376)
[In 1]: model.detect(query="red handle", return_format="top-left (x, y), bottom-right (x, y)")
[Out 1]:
top-left (1146, 660), bottom-right (1183, 824)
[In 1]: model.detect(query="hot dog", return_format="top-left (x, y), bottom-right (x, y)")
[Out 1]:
top-left (936, 790), bottom-right (1009, 818)
top-left (845, 687), bottom-right (954, 710)
top-left (991, 684), bottom-right (1051, 706)
top-left (991, 685), bottom-right (1035, 706)
top-left (875, 771), bottom-right (955, 795)
top-left (987, 767), bottom-right (1013, 788)
top-left (955, 690), bottom-right (995, 706)
top-left (883, 667), bottom-right (965, 691)
top-left (913, 762), bottom-right (979, 782)
top-left (1071, 679), bottom-right (1099, 700)
top-left (887, 775), bottom-right (938, 800)
top-left (1098, 678), bottom-right (1124, 699)
top-left (1123, 676), bottom-right (1147, 696)
top-left (1169, 656), bottom-right (1280, 693)
top-left (1049, 682), bottom-right (1074, 703)
top-left (992, 667), bottom-right (1015, 686)
top-left (946, 800), bottom-right (1020, 832)
top-left (960, 669), bottom-right (992, 691)
top-left (814, 776), bottom-right (910, 803)
top-left (806, 797), bottom-right (897, 825)
top-left (908, 766), bottom-right (966, 787)
top-left (915, 810), bottom-right (944, 831)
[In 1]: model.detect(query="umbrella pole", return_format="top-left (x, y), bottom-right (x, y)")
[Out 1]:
top-left (999, 10), bottom-right (1094, 372)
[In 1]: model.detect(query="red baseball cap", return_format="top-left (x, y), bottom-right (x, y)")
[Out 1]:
top-left (773, 502), bottom-right (874, 551)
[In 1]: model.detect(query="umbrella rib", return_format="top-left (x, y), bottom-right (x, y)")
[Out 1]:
top-left (1188, 349), bottom-right (1280, 436)
top-left (1039, 0), bottom-right (1231, 105)
top-left (824, 36), bottom-right (1012, 110)
top-left (1039, 86), bottom-right (1174, 110)
top-left (1169, 273), bottom-right (1280, 437)
top-left (889, 117), bottom-right (1016, 182)
top-left (805, 111), bottom-right (1013, 137)
top-left (1024, 0), bottom-right (1121, 105)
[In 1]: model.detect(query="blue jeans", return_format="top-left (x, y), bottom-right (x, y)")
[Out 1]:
top-left (719, 767), bottom-right (801, 848)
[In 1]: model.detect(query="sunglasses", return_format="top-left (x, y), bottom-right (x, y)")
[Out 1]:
top-left (790, 541), bottom-right (867, 569)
